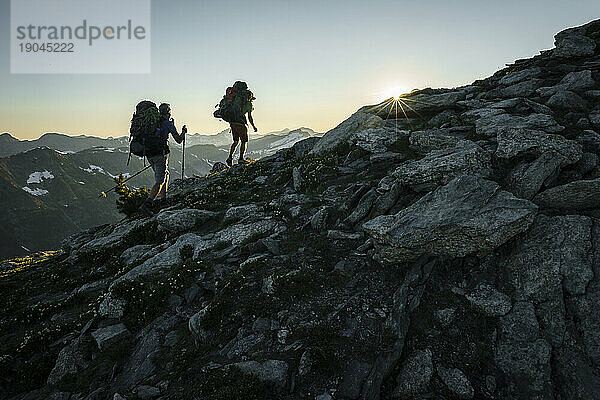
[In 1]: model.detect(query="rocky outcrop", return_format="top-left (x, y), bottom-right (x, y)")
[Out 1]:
top-left (363, 175), bottom-right (537, 263)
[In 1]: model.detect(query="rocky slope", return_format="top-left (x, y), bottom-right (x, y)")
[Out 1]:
top-left (2, 19), bottom-right (600, 400)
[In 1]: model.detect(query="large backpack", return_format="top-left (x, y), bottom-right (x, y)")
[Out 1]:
top-left (213, 81), bottom-right (249, 123)
top-left (129, 101), bottom-right (163, 160)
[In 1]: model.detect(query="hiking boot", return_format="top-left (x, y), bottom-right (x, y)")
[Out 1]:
top-left (226, 157), bottom-right (233, 167)
top-left (238, 158), bottom-right (250, 165)
top-left (139, 201), bottom-right (154, 217)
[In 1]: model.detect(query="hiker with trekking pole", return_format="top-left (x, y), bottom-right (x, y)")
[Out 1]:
top-left (127, 101), bottom-right (186, 217)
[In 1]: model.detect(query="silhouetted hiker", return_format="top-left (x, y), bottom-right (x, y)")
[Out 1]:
top-left (214, 81), bottom-right (256, 166)
top-left (139, 103), bottom-right (186, 217)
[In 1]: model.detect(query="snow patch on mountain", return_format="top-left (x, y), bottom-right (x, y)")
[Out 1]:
top-left (81, 165), bottom-right (118, 178)
top-left (27, 170), bottom-right (54, 184)
top-left (22, 186), bottom-right (49, 196)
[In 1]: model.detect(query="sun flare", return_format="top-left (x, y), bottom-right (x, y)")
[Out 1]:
top-left (377, 85), bottom-right (411, 102)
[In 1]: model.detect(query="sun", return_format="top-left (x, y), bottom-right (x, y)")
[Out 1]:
top-left (376, 85), bottom-right (411, 102)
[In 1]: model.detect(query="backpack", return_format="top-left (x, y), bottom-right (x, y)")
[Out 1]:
top-left (129, 101), bottom-right (164, 159)
top-left (213, 81), bottom-right (249, 123)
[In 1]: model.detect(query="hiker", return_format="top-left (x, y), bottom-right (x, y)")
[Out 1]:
top-left (225, 81), bottom-right (258, 166)
top-left (139, 103), bottom-right (186, 217)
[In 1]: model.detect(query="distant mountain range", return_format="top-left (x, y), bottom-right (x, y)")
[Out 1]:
top-left (0, 127), bottom-right (321, 259)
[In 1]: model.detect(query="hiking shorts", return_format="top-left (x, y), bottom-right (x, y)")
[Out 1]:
top-left (148, 154), bottom-right (169, 185)
top-left (230, 123), bottom-right (248, 143)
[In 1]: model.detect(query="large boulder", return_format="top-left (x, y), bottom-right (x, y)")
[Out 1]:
top-left (495, 128), bottom-right (582, 162)
top-left (392, 141), bottom-right (492, 191)
top-left (533, 178), bottom-right (600, 211)
top-left (363, 175), bottom-right (537, 263)
top-left (310, 110), bottom-right (384, 155)
top-left (503, 215), bottom-right (592, 298)
top-left (408, 129), bottom-right (466, 154)
top-left (553, 20), bottom-right (598, 57)
top-left (156, 208), bottom-right (217, 235)
top-left (475, 113), bottom-right (564, 138)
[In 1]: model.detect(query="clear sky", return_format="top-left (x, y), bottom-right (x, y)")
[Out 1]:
top-left (1, 0), bottom-right (598, 140)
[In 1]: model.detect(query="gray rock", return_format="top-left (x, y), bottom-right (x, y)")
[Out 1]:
top-left (120, 244), bottom-right (153, 267)
top-left (345, 188), bottom-right (378, 225)
top-left (537, 70), bottom-right (596, 97)
top-left (315, 394), bottom-right (333, 400)
top-left (353, 127), bottom-right (404, 153)
top-left (369, 152), bottom-right (406, 166)
top-left (310, 110), bottom-right (384, 155)
top-left (589, 109), bottom-right (600, 128)
top-left (475, 113), bottom-right (564, 138)
top-left (188, 306), bottom-right (210, 342)
top-left (298, 351), bottom-right (313, 376)
top-left (223, 204), bottom-right (261, 224)
top-left (572, 281), bottom-right (600, 365)
top-left (495, 128), bottom-right (582, 162)
top-left (339, 360), bottom-right (371, 399)
top-left (506, 152), bottom-right (565, 199)
top-left (392, 141), bottom-right (492, 191)
top-left (499, 67), bottom-right (541, 86)
top-left (504, 215), bottom-right (592, 298)
top-left (91, 323), bottom-right (130, 351)
top-left (78, 218), bottom-right (150, 254)
top-left (363, 175), bottom-right (537, 263)
top-left (311, 207), bottom-right (333, 230)
top-left (392, 349), bottom-right (433, 398)
top-left (436, 365), bottom-right (474, 399)
top-left (498, 301), bottom-right (540, 343)
top-left (47, 341), bottom-right (88, 385)
top-left (494, 339), bottom-right (552, 397)
top-left (464, 284), bottom-right (512, 316)
top-left (293, 166), bottom-right (303, 191)
top-left (408, 129), bottom-right (465, 154)
top-left (576, 130), bottom-right (600, 153)
top-left (292, 136), bottom-right (320, 158)
top-left (546, 90), bottom-right (588, 111)
top-left (554, 31), bottom-right (596, 58)
top-left (553, 345), bottom-right (600, 400)
top-left (499, 79), bottom-right (542, 98)
top-left (156, 208), bottom-right (217, 235)
top-left (573, 152), bottom-right (598, 175)
top-left (534, 178), bottom-right (600, 211)
top-left (98, 293), bottom-right (126, 319)
top-left (233, 360), bottom-right (289, 390)
top-left (434, 308), bottom-right (456, 326)
top-left (371, 182), bottom-right (403, 217)
top-left (367, 91), bottom-right (466, 119)
top-left (327, 230), bottom-right (362, 240)
top-left (163, 330), bottom-right (178, 347)
top-left (210, 162), bottom-right (228, 174)
top-left (136, 385), bottom-right (160, 399)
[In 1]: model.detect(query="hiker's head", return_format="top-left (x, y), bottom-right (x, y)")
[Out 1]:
top-left (159, 103), bottom-right (171, 117)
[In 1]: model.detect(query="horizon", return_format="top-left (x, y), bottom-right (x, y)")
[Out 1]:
top-left (1, 0), bottom-right (599, 140)
top-left (1, 125), bottom-right (320, 141)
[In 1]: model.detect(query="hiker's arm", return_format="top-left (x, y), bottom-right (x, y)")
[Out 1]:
top-left (248, 112), bottom-right (257, 132)
top-left (168, 119), bottom-right (185, 144)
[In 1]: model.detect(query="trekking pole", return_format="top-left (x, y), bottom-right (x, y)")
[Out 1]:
top-left (181, 125), bottom-right (186, 180)
top-left (98, 164), bottom-right (152, 198)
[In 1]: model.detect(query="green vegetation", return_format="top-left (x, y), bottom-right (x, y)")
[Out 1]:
top-left (113, 174), bottom-right (150, 217)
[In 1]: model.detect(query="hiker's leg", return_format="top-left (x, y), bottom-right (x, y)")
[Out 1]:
top-left (239, 141), bottom-right (247, 160)
top-left (160, 171), bottom-right (169, 199)
top-left (148, 181), bottom-right (161, 201)
top-left (229, 140), bottom-right (239, 158)
top-left (239, 126), bottom-right (249, 160)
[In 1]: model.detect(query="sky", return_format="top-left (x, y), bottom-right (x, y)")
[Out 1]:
top-left (0, 0), bottom-right (599, 140)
